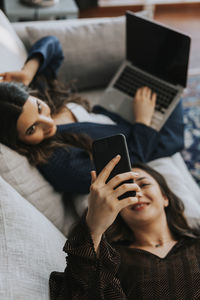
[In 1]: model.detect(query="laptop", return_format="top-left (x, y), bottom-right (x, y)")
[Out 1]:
top-left (99, 11), bottom-right (191, 131)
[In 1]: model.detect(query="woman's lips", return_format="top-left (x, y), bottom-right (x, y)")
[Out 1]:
top-left (130, 202), bottom-right (150, 211)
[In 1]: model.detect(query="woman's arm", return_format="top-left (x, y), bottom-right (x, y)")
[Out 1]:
top-left (122, 86), bottom-right (183, 162)
top-left (0, 35), bottom-right (64, 85)
top-left (50, 217), bottom-right (126, 300)
top-left (86, 156), bottom-right (139, 251)
top-left (93, 94), bottom-right (183, 164)
top-left (27, 35), bottom-right (64, 80)
top-left (0, 56), bottom-right (41, 86)
top-left (37, 146), bottom-right (94, 194)
top-left (93, 87), bottom-right (160, 163)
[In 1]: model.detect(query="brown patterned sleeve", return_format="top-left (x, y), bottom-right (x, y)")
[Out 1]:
top-left (49, 217), bottom-right (126, 300)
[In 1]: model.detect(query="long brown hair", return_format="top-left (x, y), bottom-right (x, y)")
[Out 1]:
top-left (0, 78), bottom-right (92, 165)
top-left (105, 163), bottom-right (200, 244)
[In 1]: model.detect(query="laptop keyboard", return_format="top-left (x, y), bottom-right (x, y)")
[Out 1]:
top-left (114, 66), bottom-right (178, 114)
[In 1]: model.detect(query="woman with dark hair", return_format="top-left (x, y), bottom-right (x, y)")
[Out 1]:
top-left (49, 159), bottom-right (200, 299)
top-left (0, 35), bottom-right (184, 194)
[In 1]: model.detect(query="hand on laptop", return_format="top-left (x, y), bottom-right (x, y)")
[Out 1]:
top-left (132, 87), bottom-right (157, 126)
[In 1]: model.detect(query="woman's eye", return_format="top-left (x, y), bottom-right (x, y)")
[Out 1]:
top-left (140, 183), bottom-right (150, 188)
top-left (26, 125), bottom-right (36, 136)
top-left (37, 101), bottom-right (42, 113)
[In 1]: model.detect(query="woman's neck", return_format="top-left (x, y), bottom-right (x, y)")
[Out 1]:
top-left (53, 106), bottom-right (77, 125)
top-left (131, 216), bottom-right (176, 248)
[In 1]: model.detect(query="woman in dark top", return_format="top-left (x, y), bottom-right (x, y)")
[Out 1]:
top-left (0, 36), bottom-right (184, 194)
top-left (49, 160), bottom-right (200, 300)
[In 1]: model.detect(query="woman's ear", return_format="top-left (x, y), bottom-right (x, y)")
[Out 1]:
top-left (163, 195), bottom-right (169, 207)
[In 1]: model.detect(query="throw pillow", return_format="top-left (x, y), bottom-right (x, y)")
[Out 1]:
top-left (26, 11), bottom-right (150, 91)
top-left (148, 153), bottom-right (200, 223)
top-left (0, 175), bottom-right (66, 300)
top-left (0, 144), bottom-right (69, 235)
top-left (0, 9), bottom-right (27, 72)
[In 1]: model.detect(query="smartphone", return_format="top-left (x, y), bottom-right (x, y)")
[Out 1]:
top-left (92, 134), bottom-right (136, 200)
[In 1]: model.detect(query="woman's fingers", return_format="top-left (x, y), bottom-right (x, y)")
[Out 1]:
top-left (0, 73), bottom-right (5, 81)
top-left (135, 87), bottom-right (142, 98)
top-left (114, 182), bottom-right (141, 198)
top-left (151, 92), bottom-right (157, 104)
top-left (107, 171), bottom-right (139, 189)
top-left (118, 196), bottom-right (138, 211)
top-left (136, 86), bottom-right (157, 102)
top-left (143, 86), bottom-right (150, 97)
top-left (90, 170), bottom-right (97, 184)
top-left (96, 154), bottom-right (121, 184)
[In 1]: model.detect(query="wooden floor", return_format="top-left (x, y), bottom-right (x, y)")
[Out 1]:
top-left (80, 3), bottom-right (200, 73)
top-left (154, 4), bottom-right (200, 73)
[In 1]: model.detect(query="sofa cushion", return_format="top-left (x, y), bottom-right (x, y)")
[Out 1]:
top-left (26, 16), bottom-right (125, 90)
top-left (148, 153), bottom-right (200, 223)
top-left (0, 144), bottom-right (70, 235)
top-left (26, 11), bottom-right (150, 91)
top-left (0, 175), bottom-right (66, 300)
top-left (0, 9), bottom-right (27, 72)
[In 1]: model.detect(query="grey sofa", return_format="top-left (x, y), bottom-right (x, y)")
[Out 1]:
top-left (0, 9), bottom-right (199, 300)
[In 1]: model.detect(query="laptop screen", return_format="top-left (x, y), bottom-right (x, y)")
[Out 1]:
top-left (126, 12), bottom-right (191, 87)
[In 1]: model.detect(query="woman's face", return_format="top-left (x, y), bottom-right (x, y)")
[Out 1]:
top-left (120, 168), bottom-right (169, 229)
top-left (17, 96), bottom-right (57, 145)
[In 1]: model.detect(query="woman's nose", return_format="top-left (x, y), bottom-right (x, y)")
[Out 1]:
top-left (39, 115), bottom-right (54, 127)
top-left (137, 191), bottom-right (143, 198)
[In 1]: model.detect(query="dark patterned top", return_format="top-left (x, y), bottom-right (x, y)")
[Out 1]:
top-left (49, 218), bottom-right (200, 300)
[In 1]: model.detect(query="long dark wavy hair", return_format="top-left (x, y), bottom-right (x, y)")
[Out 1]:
top-left (0, 77), bottom-right (92, 165)
top-left (104, 163), bottom-right (200, 244)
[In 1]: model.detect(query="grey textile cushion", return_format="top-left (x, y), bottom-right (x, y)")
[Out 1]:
top-left (0, 175), bottom-right (66, 300)
top-left (26, 16), bottom-right (125, 90)
top-left (0, 139), bottom-right (71, 236)
top-left (26, 11), bottom-right (150, 91)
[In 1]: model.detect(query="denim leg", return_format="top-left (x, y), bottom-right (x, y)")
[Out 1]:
top-left (151, 99), bottom-right (184, 160)
top-left (165, 99), bottom-right (184, 125)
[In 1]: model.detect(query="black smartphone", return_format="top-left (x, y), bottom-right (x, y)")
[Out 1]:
top-left (92, 134), bottom-right (136, 200)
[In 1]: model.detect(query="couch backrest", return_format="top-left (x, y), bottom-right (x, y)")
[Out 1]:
top-left (13, 10), bottom-right (151, 91)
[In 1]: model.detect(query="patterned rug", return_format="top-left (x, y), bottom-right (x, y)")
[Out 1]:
top-left (181, 74), bottom-right (200, 186)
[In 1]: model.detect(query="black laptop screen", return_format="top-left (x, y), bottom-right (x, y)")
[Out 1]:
top-left (126, 12), bottom-right (191, 87)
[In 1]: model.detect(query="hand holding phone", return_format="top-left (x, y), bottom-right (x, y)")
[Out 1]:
top-left (92, 134), bottom-right (136, 199)
top-left (87, 154), bottom-right (139, 251)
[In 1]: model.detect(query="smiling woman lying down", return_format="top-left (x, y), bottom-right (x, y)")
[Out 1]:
top-left (49, 158), bottom-right (200, 300)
